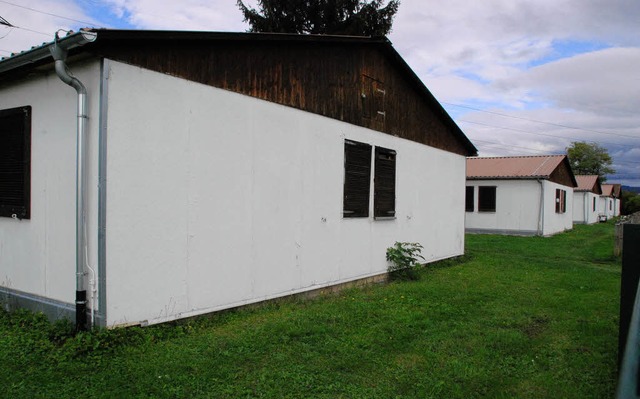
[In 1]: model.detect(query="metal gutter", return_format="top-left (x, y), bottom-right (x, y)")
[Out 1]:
top-left (0, 30), bottom-right (96, 74)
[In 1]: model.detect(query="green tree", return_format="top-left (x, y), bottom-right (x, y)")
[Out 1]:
top-left (621, 190), bottom-right (640, 215)
top-left (236, 0), bottom-right (400, 36)
top-left (566, 141), bottom-right (615, 182)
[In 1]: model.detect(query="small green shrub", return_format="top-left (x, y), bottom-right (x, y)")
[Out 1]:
top-left (386, 242), bottom-right (425, 280)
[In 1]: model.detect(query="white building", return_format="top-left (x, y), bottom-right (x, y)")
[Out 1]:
top-left (573, 175), bottom-right (602, 224)
top-left (465, 155), bottom-right (577, 236)
top-left (600, 184), bottom-right (622, 220)
top-left (0, 30), bottom-right (477, 328)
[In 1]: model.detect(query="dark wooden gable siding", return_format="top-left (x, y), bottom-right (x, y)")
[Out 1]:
top-left (549, 159), bottom-right (577, 188)
top-left (91, 36), bottom-right (473, 155)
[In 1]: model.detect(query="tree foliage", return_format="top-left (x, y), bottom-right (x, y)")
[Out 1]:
top-left (622, 191), bottom-right (640, 215)
top-left (566, 141), bottom-right (615, 182)
top-left (236, 0), bottom-right (400, 36)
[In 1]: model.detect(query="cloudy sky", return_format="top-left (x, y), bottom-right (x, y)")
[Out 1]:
top-left (1, 0), bottom-right (639, 186)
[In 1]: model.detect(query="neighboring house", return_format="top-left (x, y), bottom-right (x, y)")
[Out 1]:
top-left (465, 155), bottom-right (577, 236)
top-left (572, 175), bottom-right (602, 224)
top-left (0, 29), bottom-right (477, 327)
top-left (600, 184), bottom-right (622, 219)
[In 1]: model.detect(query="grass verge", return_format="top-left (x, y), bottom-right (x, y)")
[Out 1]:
top-left (0, 223), bottom-right (620, 398)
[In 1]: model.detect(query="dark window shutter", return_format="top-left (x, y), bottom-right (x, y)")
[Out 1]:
top-left (374, 146), bottom-right (396, 218)
top-left (562, 190), bottom-right (567, 213)
top-left (0, 106), bottom-right (31, 219)
top-left (478, 186), bottom-right (496, 212)
top-left (343, 140), bottom-right (371, 218)
top-left (555, 189), bottom-right (561, 213)
top-left (465, 186), bottom-right (474, 212)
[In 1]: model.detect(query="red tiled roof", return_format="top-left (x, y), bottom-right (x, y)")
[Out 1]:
top-left (467, 155), bottom-right (567, 179)
top-left (575, 175), bottom-right (602, 194)
top-left (601, 184), bottom-right (618, 197)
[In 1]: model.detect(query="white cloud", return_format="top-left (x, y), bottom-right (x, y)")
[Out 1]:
top-left (1, 0), bottom-right (638, 185)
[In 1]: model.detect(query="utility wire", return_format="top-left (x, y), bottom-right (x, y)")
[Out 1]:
top-left (458, 119), bottom-right (633, 148)
top-left (445, 102), bottom-right (640, 140)
top-left (0, 0), bottom-right (97, 26)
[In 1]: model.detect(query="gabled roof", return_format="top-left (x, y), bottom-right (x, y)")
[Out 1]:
top-left (575, 175), bottom-right (602, 194)
top-left (0, 29), bottom-right (477, 157)
top-left (466, 155), bottom-right (577, 187)
top-left (601, 184), bottom-right (621, 198)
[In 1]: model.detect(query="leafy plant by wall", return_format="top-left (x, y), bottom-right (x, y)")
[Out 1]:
top-left (386, 242), bottom-right (424, 280)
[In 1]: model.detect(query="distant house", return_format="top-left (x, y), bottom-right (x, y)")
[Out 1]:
top-left (0, 29), bottom-right (476, 327)
top-left (573, 175), bottom-right (602, 224)
top-left (466, 155), bottom-right (577, 236)
top-left (600, 184), bottom-right (622, 219)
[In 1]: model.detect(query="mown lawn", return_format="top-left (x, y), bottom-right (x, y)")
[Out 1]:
top-left (0, 223), bottom-right (620, 398)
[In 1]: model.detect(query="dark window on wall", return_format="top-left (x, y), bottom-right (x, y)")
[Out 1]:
top-left (0, 106), bottom-right (31, 219)
top-left (374, 146), bottom-right (396, 218)
top-left (343, 140), bottom-right (372, 217)
top-left (465, 186), bottom-right (474, 212)
top-left (555, 189), bottom-right (567, 213)
top-left (609, 200), bottom-right (612, 210)
top-left (593, 197), bottom-right (596, 211)
top-left (478, 186), bottom-right (496, 212)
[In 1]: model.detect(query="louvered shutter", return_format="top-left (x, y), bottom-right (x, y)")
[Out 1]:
top-left (374, 146), bottom-right (396, 218)
top-left (0, 106), bottom-right (31, 219)
top-left (465, 186), bottom-right (474, 212)
top-left (343, 140), bottom-right (371, 217)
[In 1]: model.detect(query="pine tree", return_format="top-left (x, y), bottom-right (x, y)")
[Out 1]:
top-left (236, 0), bottom-right (400, 37)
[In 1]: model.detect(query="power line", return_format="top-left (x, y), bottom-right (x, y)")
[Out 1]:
top-left (471, 138), bottom-right (640, 167)
top-left (445, 102), bottom-right (640, 140)
top-left (0, 0), bottom-right (97, 27)
top-left (458, 119), bottom-right (633, 148)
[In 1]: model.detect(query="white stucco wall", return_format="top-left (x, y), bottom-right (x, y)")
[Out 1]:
top-left (600, 196), bottom-right (615, 219)
top-left (465, 179), bottom-right (573, 236)
top-left (103, 61), bottom-right (466, 326)
top-left (0, 61), bottom-right (101, 307)
top-left (465, 180), bottom-right (541, 235)
top-left (542, 180), bottom-right (574, 235)
top-left (573, 191), bottom-right (599, 224)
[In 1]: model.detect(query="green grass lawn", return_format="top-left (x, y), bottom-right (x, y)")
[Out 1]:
top-left (0, 223), bottom-right (620, 398)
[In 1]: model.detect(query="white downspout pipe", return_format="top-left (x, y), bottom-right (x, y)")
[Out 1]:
top-left (50, 32), bottom-right (94, 331)
top-left (537, 179), bottom-right (545, 236)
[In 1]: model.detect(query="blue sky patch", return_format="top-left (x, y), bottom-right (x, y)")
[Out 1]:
top-left (528, 40), bottom-right (610, 67)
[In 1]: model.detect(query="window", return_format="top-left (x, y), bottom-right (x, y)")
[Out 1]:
top-left (609, 199), bottom-right (612, 211)
top-left (343, 140), bottom-right (372, 217)
top-left (465, 186), bottom-right (474, 212)
top-left (555, 189), bottom-right (567, 213)
top-left (0, 106), bottom-right (31, 220)
top-left (478, 186), bottom-right (496, 212)
top-left (374, 146), bottom-right (396, 218)
top-left (593, 197), bottom-right (596, 212)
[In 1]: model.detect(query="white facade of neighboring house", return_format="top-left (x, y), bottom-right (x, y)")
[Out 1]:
top-left (0, 30), bottom-right (476, 327)
top-left (572, 175), bottom-right (602, 225)
top-left (465, 155), bottom-right (577, 236)
top-left (599, 184), bottom-right (622, 220)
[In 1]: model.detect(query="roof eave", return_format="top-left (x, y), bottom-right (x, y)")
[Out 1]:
top-left (0, 30), bottom-right (97, 75)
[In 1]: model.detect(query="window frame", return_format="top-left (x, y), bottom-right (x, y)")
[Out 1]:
top-left (0, 105), bottom-right (31, 220)
top-left (555, 189), bottom-right (567, 214)
top-left (477, 186), bottom-right (496, 213)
